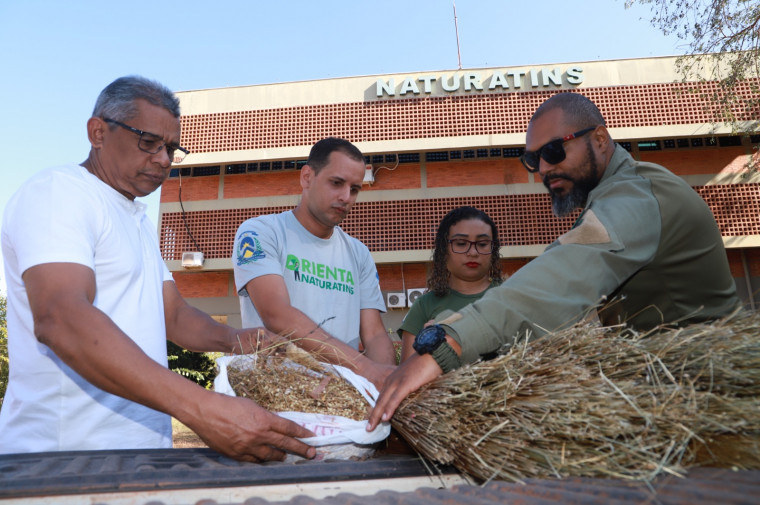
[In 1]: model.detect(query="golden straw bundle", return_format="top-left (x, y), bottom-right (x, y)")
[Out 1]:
top-left (392, 310), bottom-right (760, 483)
top-left (227, 343), bottom-right (369, 421)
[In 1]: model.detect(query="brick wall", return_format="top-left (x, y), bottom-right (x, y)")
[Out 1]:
top-left (640, 148), bottom-right (750, 176)
top-left (224, 171), bottom-right (302, 199)
top-left (161, 176), bottom-right (219, 203)
top-left (426, 159), bottom-right (509, 188)
top-left (502, 258), bottom-right (532, 276)
top-left (377, 263), bottom-right (429, 291)
top-left (173, 271), bottom-right (231, 298)
top-left (363, 164), bottom-right (422, 191)
top-left (727, 248), bottom-right (760, 278)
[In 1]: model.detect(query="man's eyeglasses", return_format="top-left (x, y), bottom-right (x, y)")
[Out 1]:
top-left (520, 126), bottom-right (597, 173)
top-left (104, 118), bottom-right (189, 164)
top-left (448, 239), bottom-right (493, 255)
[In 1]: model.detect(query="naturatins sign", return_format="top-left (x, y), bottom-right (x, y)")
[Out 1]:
top-left (376, 67), bottom-right (583, 97)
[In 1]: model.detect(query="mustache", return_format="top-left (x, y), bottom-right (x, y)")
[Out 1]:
top-left (543, 173), bottom-right (574, 187)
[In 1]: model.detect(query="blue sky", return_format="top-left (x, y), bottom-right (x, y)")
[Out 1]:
top-left (0, 0), bottom-right (683, 294)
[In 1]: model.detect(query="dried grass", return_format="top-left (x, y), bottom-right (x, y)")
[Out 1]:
top-left (392, 310), bottom-right (760, 483)
top-left (227, 343), bottom-right (370, 421)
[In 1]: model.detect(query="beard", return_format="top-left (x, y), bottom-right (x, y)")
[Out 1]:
top-left (543, 140), bottom-right (600, 217)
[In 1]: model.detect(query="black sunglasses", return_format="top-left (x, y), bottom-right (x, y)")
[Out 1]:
top-left (520, 126), bottom-right (597, 173)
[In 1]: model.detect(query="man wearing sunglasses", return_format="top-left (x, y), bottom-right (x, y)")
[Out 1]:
top-left (367, 92), bottom-right (740, 432)
top-left (1, 76), bottom-right (316, 462)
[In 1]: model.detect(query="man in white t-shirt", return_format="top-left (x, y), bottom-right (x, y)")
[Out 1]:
top-left (233, 138), bottom-right (396, 389)
top-left (0, 76), bottom-right (315, 462)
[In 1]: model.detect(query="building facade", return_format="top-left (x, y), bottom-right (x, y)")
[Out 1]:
top-left (158, 55), bottom-right (760, 332)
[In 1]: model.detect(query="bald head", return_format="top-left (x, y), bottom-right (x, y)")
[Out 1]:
top-left (531, 93), bottom-right (606, 130)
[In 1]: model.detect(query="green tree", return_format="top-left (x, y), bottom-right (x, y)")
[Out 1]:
top-left (167, 340), bottom-right (219, 389)
top-left (0, 294), bottom-right (8, 409)
top-left (626, 0), bottom-right (760, 168)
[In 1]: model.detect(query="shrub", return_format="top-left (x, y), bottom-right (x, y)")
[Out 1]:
top-left (167, 341), bottom-right (219, 389)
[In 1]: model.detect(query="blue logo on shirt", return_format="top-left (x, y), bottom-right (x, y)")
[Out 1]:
top-left (236, 231), bottom-right (266, 265)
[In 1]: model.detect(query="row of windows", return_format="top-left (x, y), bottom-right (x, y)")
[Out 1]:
top-left (225, 160), bottom-right (306, 175)
top-left (168, 135), bottom-right (751, 178)
top-left (425, 147), bottom-right (524, 162)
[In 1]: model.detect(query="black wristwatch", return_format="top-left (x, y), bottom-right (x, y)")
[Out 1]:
top-left (413, 324), bottom-right (462, 373)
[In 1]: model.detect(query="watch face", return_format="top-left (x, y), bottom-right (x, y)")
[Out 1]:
top-left (413, 325), bottom-right (446, 354)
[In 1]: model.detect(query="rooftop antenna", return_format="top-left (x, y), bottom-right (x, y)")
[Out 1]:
top-left (453, 1), bottom-right (462, 69)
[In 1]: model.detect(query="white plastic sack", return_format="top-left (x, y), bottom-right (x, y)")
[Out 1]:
top-left (215, 355), bottom-right (391, 447)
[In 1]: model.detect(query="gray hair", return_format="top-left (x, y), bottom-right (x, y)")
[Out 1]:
top-left (531, 92), bottom-right (606, 129)
top-left (92, 75), bottom-right (180, 122)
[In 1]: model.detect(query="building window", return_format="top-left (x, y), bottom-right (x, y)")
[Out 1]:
top-left (171, 135), bottom-right (748, 179)
top-left (398, 153), bottom-right (420, 163)
top-left (425, 151), bottom-right (450, 162)
top-left (169, 167), bottom-right (191, 178)
top-left (502, 147), bottom-right (523, 158)
top-left (718, 136), bottom-right (742, 147)
top-left (225, 164), bottom-right (247, 175)
top-left (193, 165), bottom-right (221, 177)
top-left (638, 141), bottom-right (661, 151)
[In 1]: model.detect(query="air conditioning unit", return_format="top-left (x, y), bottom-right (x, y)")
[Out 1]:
top-left (406, 287), bottom-right (428, 306)
top-left (362, 164), bottom-right (375, 185)
top-left (385, 291), bottom-right (407, 309)
top-left (181, 251), bottom-right (205, 269)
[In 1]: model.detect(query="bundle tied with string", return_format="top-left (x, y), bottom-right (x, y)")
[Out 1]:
top-left (391, 310), bottom-right (760, 483)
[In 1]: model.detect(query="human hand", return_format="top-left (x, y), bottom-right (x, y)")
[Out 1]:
top-left (360, 361), bottom-right (396, 392)
top-left (366, 353), bottom-right (442, 431)
top-left (232, 327), bottom-right (286, 356)
top-left (422, 319), bottom-right (435, 328)
top-left (188, 393), bottom-right (316, 462)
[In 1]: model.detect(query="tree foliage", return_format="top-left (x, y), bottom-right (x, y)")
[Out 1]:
top-left (627, 0), bottom-right (759, 167)
top-left (167, 340), bottom-right (219, 389)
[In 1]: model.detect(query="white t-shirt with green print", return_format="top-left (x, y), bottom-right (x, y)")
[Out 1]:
top-left (233, 210), bottom-right (385, 349)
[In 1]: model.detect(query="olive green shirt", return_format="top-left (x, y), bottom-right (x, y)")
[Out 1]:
top-left (397, 284), bottom-right (499, 339)
top-left (440, 145), bottom-right (741, 364)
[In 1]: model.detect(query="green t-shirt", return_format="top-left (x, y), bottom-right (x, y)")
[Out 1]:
top-left (397, 284), bottom-right (499, 339)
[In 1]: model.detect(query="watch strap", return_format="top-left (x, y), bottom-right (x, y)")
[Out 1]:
top-left (431, 341), bottom-right (462, 374)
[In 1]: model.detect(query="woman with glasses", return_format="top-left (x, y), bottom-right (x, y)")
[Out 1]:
top-left (397, 206), bottom-right (503, 363)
